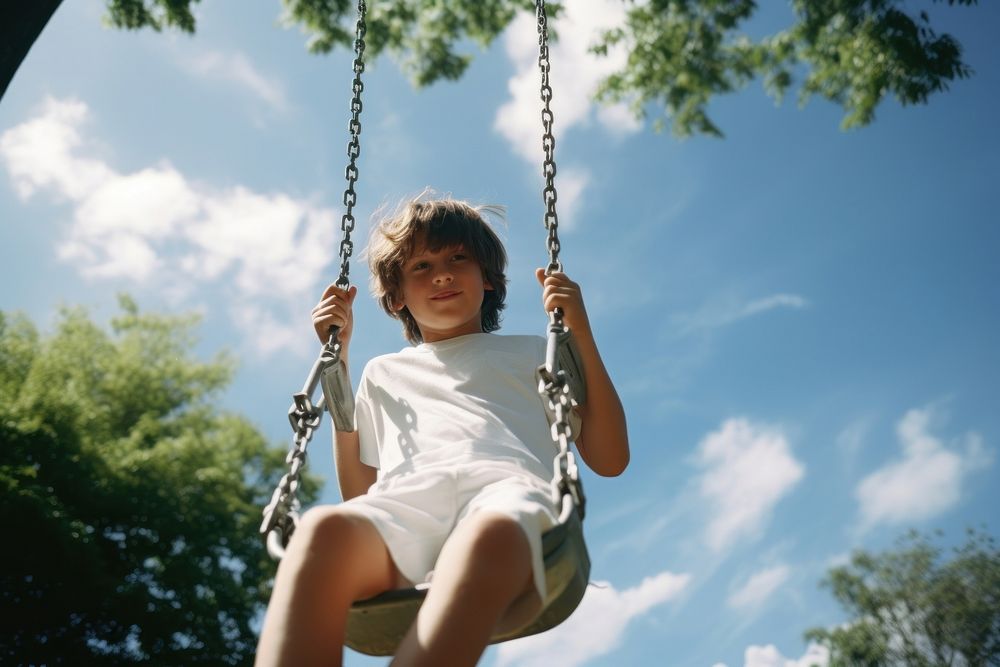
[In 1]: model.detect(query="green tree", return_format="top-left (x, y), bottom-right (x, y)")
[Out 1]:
top-left (102, 0), bottom-right (979, 137)
top-left (806, 530), bottom-right (1000, 667)
top-left (2, 2), bottom-right (982, 134)
top-left (0, 298), bottom-right (320, 665)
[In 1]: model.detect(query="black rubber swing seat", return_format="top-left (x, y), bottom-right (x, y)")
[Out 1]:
top-left (344, 504), bottom-right (590, 656)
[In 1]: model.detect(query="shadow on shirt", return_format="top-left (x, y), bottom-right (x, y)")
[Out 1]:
top-left (372, 384), bottom-right (419, 465)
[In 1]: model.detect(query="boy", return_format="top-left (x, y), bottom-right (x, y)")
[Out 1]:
top-left (256, 197), bottom-right (629, 666)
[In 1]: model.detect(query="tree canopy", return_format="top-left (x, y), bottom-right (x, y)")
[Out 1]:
top-left (98, 0), bottom-right (980, 137)
top-left (0, 298), bottom-right (320, 665)
top-left (807, 530), bottom-right (1000, 667)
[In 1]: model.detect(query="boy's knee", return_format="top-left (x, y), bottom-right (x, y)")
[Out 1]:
top-left (296, 506), bottom-right (370, 554)
top-left (459, 512), bottom-right (531, 564)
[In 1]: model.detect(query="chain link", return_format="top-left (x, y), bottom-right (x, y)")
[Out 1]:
top-left (535, 0), bottom-right (562, 278)
top-left (538, 368), bottom-right (586, 518)
top-left (337, 0), bottom-right (368, 290)
top-left (260, 391), bottom-right (323, 558)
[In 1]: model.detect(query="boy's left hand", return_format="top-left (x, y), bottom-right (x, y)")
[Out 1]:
top-left (535, 268), bottom-right (592, 337)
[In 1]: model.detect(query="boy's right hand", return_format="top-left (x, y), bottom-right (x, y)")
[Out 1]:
top-left (311, 284), bottom-right (358, 353)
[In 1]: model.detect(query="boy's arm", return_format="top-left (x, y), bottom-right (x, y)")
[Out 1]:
top-left (312, 282), bottom-right (377, 499)
top-left (536, 270), bottom-right (630, 477)
top-left (334, 428), bottom-right (377, 500)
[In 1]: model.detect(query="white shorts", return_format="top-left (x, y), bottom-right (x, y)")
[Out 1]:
top-left (340, 460), bottom-right (558, 628)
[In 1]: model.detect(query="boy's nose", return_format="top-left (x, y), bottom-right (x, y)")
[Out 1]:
top-left (433, 270), bottom-right (453, 284)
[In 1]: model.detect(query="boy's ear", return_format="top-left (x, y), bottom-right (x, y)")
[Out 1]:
top-left (389, 293), bottom-right (406, 312)
top-left (484, 278), bottom-right (494, 291)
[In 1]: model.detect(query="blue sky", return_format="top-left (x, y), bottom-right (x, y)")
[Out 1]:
top-left (2, 1), bottom-right (998, 665)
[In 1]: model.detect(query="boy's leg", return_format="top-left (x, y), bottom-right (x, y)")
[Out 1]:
top-left (255, 506), bottom-right (402, 667)
top-left (391, 511), bottom-right (535, 667)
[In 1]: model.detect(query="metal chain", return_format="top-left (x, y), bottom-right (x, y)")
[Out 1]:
top-left (337, 0), bottom-right (368, 291)
top-left (538, 366), bottom-right (586, 519)
top-left (535, 0), bottom-right (586, 518)
top-left (260, 0), bottom-right (367, 560)
top-left (535, 0), bottom-right (561, 277)
top-left (260, 390), bottom-right (323, 558)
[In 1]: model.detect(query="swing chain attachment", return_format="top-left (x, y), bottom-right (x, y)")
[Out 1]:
top-left (537, 360), bottom-right (586, 520)
top-left (260, 383), bottom-right (325, 560)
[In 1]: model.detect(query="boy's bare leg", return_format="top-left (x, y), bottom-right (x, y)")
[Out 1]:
top-left (255, 507), bottom-right (400, 667)
top-left (392, 512), bottom-right (534, 667)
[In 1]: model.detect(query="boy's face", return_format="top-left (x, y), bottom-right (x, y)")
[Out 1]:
top-left (393, 240), bottom-right (493, 343)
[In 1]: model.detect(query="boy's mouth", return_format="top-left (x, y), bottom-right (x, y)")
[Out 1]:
top-left (430, 290), bottom-right (461, 300)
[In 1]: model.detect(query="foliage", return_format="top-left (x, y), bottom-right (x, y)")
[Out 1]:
top-left (0, 297), bottom-right (320, 665)
top-left (101, 0), bottom-right (979, 136)
top-left (806, 529), bottom-right (1000, 667)
top-left (595, 0), bottom-right (978, 136)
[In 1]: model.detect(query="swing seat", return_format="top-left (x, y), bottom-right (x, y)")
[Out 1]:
top-left (344, 503), bottom-right (590, 656)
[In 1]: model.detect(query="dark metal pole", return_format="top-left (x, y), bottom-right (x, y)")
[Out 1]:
top-left (0, 0), bottom-right (65, 102)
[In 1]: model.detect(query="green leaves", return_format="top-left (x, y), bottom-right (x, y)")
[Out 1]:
top-left (594, 0), bottom-right (760, 137)
top-left (281, 0), bottom-right (553, 85)
top-left (594, 0), bottom-right (976, 136)
top-left (0, 299), bottom-right (319, 665)
top-left (105, 0), bottom-right (199, 32)
top-left (807, 530), bottom-right (1000, 667)
top-left (98, 0), bottom-right (977, 137)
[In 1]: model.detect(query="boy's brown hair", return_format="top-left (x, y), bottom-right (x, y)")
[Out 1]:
top-left (367, 195), bottom-right (508, 344)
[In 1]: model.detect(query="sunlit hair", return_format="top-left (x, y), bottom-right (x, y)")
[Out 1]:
top-left (366, 191), bottom-right (508, 344)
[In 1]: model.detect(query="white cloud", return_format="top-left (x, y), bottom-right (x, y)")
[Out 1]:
top-left (742, 294), bottom-right (808, 318)
top-left (554, 167), bottom-right (589, 231)
top-left (836, 416), bottom-right (873, 461)
top-left (182, 50), bottom-right (289, 111)
top-left (695, 419), bottom-right (805, 552)
top-left (0, 97), bottom-right (113, 200)
top-left (743, 643), bottom-right (829, 667)
top-left (231, 302), bottom-right (302, 356)
top-left (495, 571), bottom-right (690, 667)
top-left (495, 0), bottom-right (640, 227)
top-left (495, 2), bottom-right (637, 161)
top-left (856, 406), bottom-right (993, 530)
top-left (727, 565), bottom-right (791, 610)
top-left (0, 97), bottom-right (337, 355)
top-left (675, 293), bottom-right (809, 336)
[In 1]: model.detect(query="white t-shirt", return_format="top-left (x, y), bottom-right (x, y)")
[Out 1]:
top-left (355, 333), bottom-right (570, 482)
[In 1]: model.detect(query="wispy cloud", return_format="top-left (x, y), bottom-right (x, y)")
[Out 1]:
top-left (181, 50), bottom-right (290, 112)
top-left (495, 0), bottom-right (640, 229)
top-left (727, 565), bottom-right (791, 610)
top-left (694, 419), bottom-right (805, 552)
top-left (836, 417), bottom-right (873, 459)
top-left (1, 97), bottom-right (336, 355)
top-left (856, 405), bottom-right (992, 530)
top-left (714, 643), bottom-right (829, 667)
top-left (674, 293), bottom-right (809, 337)
top-left (495, 571), bottom-right (690, 667)
top-left (555, 166), bottom-right (590, 226)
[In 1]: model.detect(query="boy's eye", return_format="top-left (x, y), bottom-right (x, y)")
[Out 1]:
top-left (412, 262), bottom-right (429, 271)
top-left (451, 253), bottom-right (467, 261)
